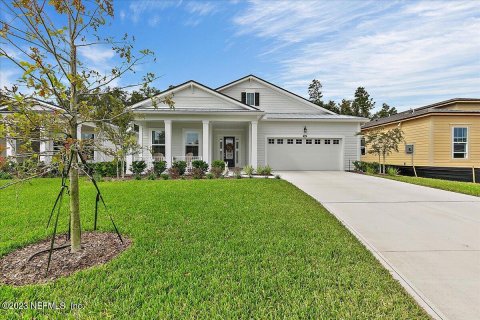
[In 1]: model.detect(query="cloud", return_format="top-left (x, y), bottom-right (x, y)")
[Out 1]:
top-left (185, 2), bottom-right (217, 16)
top-left (128, 0), bottom-right (181, 23)
top-left (119, 10), bottom-right (126, 21)
top-left (0, 68), bottom-right (19, 89)
top-left (78, 46), bottom-right (115, 64)
top-left (233, 0), bottom-right (480, 109)
top-left (148, 15), bottom-right (161, 27)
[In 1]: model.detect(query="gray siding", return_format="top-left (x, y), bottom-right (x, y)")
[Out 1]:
top-left (257, 121), bottom-right (360, 170)
top-left (219, 79), bottom-right (327, 114)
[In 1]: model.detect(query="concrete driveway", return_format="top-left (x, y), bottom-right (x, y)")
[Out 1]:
top-left (279, 171), bottom-right (480, 320)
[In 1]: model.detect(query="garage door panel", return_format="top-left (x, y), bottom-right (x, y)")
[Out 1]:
top-left (266, 138), bottom-right (341, 171)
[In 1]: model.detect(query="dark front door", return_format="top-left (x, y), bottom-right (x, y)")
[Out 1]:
top-left (223, 136), bottom-right (235, 168)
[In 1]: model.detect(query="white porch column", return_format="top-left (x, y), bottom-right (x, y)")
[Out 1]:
top-left (6, 138), bottom-right (15, 158)
top-left (202, 120), bottom-right (210, 164)
top-left (164, 120), bottom-right (172, 167)
top-left (76, 124), bottom-right (82, 140)
top-left (39, 129), bottom-right (49, 163)
top-left (250, 120), bottom-right (258, 169)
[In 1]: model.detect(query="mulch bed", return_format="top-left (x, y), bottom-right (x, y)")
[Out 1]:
top-left (0, 232), bottom-right (131, 286)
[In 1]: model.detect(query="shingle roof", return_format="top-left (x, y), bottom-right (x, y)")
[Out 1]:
top-left (263, 113), bottom-right (367, 121)
top-left (362, 98), bottom-right (480, 129)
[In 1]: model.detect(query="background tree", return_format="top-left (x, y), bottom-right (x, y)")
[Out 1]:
top-left (362, 128), bottom-right (404, 174)
top-left (338, 99), bottom-right (353, 115)
top-left (372, 103), bottom-right (398, 120)
top-left (351, 87), bottom-right (375, 118)
top-left (0, 0), bottom-right (158, 253)
top-left (323, 100), bottom-right (340, 113)
top-left (308, 79), bottom-right (323, 107)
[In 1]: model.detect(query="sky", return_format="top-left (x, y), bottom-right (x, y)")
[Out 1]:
top-left (1, 0), bottom-right (479, 111)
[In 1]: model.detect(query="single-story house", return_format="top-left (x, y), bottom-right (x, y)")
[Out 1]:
top-left (127, 75), bottom-right (367, 172)
top-left (361, 98), bottom-right (480, 181)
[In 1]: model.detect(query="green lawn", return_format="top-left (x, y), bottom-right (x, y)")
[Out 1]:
top-left (0, 178), bottom-right (428, 319)
top-left (379, 174), bottom-right (480, 197)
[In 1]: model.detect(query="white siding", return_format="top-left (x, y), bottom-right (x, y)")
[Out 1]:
top-left (141, 86), bottom-right (245, 110)
top-left (219, 78), bottom-right (327, 114)
top-left (257, 121), bottom-right (360, 170)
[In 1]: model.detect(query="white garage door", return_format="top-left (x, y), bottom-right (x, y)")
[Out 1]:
top-left (266, 137), bottom-right (342, 171)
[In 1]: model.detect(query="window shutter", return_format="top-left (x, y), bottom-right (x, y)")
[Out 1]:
top-left (241, 92), bottom-right (246, 104)
top-left (254, 92), bottom-right (260, 106)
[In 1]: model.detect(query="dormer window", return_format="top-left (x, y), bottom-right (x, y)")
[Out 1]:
top-left (241, 92), bottom-right (260, 106)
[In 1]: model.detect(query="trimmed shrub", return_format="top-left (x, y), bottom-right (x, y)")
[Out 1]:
top-left (211, 160), bottom-right (225, 171)
top-left (130, 160), bottom-right (147, 176)
top-left (275, 174), bottom-right (281, 179)
top-left (192, 167), bottom-right (204, 179)
top-left (153, 160), bottom-right (167, 176)
top-left (257, 165), bottom-right (272, 177)
top-left (160, 173), bottom-right (169, 180)
top-left (205, 173), bottom-right (214, 179)
top-left (172, 161), bottom-right (187, 176)
top-left (89, 161), bottom-right (118, 177)
top-left (192, 160), bottom-right (209, 173)
top-left (0, 171), bottom-right (12, 179)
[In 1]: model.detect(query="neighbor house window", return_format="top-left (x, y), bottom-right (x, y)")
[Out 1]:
top-left (268, 138), bottom-right (275, 144)
top-left (296, 139), bottom-right (302, 144)
top-left (452, 127), bottom-right (468, 159)
top-left (333, 139), bottom-right (340, 145)
top-left (81, 133), bottom-right (95, 160)
top-left (361, 138), bottom-right (366, 155)
top-left (185, 132), bottom-right (199, 156)
top-left (306, 139), bottom-right (312, 144)
top-left (287, 139), bottom-right (293, 144)
top-left (277, 139), bottom-right (284, 144)
top-left (315, 139), bottom-right (321, 144)
top-left (324, 139), bottom-right (331, 144)
top-left (152, 130), bottom-right (165, 157)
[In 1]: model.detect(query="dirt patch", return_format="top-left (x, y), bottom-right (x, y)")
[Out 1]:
top-left (0, 232), bottom-right (131, 286)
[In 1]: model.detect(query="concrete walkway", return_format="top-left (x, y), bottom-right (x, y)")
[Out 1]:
top-left (279, 171), bottom-right (480, 320)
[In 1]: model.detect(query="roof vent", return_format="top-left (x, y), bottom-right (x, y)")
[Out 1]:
top-left (410, 108), bottom-right (414, 113)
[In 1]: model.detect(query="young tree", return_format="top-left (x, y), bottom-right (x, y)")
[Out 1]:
top-left (0, 0), bottom-right (157, 252)
top-left (351, 87), bottom-right (375, 118)
top-left (362, 128), bottom-right (404, 174)
top-left (308, 79), bottom-right (323, 107)
top-left (372, 103), bottom-right (398, 120)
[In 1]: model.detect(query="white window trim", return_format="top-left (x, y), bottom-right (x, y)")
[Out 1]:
top-left (245, 91), bottom-right (256, 106)
top-left (182, 129), bottom-right (202, 157)
top-left (451, 126), bottom-right (468, 160)
top-left (150, 128), bottom-right (166, 156)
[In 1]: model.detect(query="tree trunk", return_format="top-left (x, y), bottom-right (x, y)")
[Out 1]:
top-left (69, 148), bottom-right (81, 252)
top-left (69, 14), bottom-right (81, 253)
top-left (382, 153), bottom-right (386, 174)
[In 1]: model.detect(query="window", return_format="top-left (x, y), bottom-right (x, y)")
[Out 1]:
top-left (333, 139), bottom-right (340, 145)
top-left (268, 138), bottom-right (275, 144)
top-left (315, 139), bottom-right (321, 144)
top-left (324, 139), bottom-right (331, 144)
top-left (452, 127), bottom-right (468, 159)
top-left (277, 139), bottom-right (284, 144)
top-left (246, 92), bottom-right (255, 105)
top-left (185, 131), bottom-right (199, 156)
top-left (361, 138), bottom-right (366, 155)
top-left (242, 92), bottom-right (259, 106)
top-left (306, 139), bottom-right (312, 144)
top-left (151, 130), bottom-right (165, 157)
top-left (287, 139), bottom-right (293, 144)
top-left (296, 139), bottom-right (302, 144)
top-left (81, 133), bottom-right (95, 160)
top-left (133, 124), bottom-right (139, 133)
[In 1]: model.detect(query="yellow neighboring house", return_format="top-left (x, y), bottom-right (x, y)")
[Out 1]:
top-left (361, 98), bottom-right (480, 181)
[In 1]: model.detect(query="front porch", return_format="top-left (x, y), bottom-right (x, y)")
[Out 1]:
top-left (127, 118), bottom-right (259, 173)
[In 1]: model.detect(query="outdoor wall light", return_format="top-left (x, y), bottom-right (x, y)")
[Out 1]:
top-left (303, 126), bottom-right (308, 137)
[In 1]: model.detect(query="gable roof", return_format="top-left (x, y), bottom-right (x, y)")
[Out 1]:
top-left (362, 98), bottom-right (480, 129)
top-left (0, 98), bottom-right (60, 113)
top-left (216, 74), bottom-right (337, 115)
top-left (131, 80), bottom-right (261, 112)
